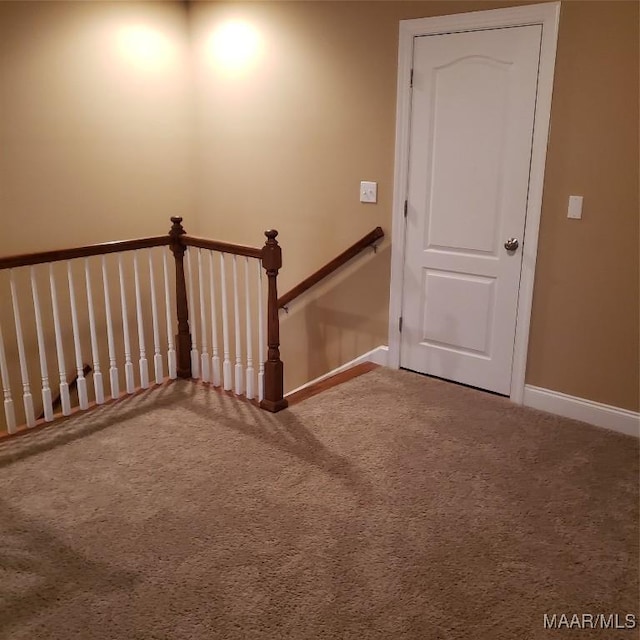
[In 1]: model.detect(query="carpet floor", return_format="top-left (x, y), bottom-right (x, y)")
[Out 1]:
top-left (0, 368), bottom-right (637, 640)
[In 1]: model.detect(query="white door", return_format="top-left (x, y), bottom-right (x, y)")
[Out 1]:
top-left (400, 25), bottom-right (542, 395)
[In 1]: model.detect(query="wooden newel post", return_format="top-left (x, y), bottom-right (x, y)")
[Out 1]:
top-left (260, 230), bottom-right (288, 412)
top-left (169, 216), bottom-right (192, 378)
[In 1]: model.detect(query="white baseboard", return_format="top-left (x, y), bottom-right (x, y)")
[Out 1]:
top-left (523, 385), bottom-right (640, 438)
top-left (286, 349), bottom-right (639, 438)
top-left (286, 345), bottom-right (388, 397)
top-left (363, 345), bottom-right (389, 367)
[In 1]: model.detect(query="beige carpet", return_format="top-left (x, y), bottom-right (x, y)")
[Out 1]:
top-left (0, 368), bottom-right (637, 640)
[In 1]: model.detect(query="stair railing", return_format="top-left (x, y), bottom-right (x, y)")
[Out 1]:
top-left (0, 217), bottom-right (286, 435)
top-left (277, 226), bottom-right (384, 311)
top-left (173, 217), bottom-right (287, 412)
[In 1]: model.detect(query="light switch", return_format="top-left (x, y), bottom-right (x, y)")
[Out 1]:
top-left (360, 181), bottom-right (377, 204)
top-left (568, 195), bottom-right (583, 219)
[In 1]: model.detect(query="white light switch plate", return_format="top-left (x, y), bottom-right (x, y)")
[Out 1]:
top-left (360, 181), bottom-right (377, 204)
top-left (568, 195), bottom-right (583, 219)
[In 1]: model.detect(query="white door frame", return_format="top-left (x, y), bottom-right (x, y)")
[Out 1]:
top-left (387, 2), bottom-right (561, 403)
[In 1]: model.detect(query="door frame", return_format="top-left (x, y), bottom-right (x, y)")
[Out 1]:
top-left (387, 2), bottom-right (561, 403)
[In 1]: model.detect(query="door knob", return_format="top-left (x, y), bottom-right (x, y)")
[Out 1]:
top-left (504, 238), bottom-right (519, 252)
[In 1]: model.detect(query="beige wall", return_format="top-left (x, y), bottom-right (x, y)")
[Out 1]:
top-left (190, 0), bottom-right (639, 410)
top-left (2, 1), bottom-right (638, 414)
top-left (0, 0), bottom-right (193, 255)
top-left (526, 0), bottom-right (639, 411)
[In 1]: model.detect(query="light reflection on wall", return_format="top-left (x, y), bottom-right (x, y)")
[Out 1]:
top-left (207, 20), bottom-right (262, 74)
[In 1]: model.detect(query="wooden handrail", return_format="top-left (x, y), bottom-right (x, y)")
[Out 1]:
top-left (277, 226), bottom-right (384, 309)
top-left (182, 235), bottom-right (262, 259)
top-left (0, 236), bottom-right (170, 270)
top-left (0, 232), bottom-right (264, 271)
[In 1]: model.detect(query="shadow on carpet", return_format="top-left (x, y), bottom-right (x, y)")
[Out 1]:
top-left (0, 369), bottom-right (637, 640)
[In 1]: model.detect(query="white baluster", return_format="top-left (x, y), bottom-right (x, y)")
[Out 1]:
top-left (10, 271), bottom-right (35, 426)
top-left (84, 259), bottom-right (104, 405)
top-left (67, 261), bottom-right (89, 410)
top-left (186, 248), bottom-right (200, 378)
top-left (244, 257), bottom-right (255, 400)
top-left (149, 250), bottom-right (163, 385)
top-left (133, 252), bottom-right (149, 389)
top-left (258, 260), bottom-right (265, 403)
top-left (162, 249), bottom-right (177, 379)
top-left (49, 264), bottom-right (71, 415)
top-left (209, 251), bottom-right (221, 387)
top-left (118, 254), bottom-right (135, 394)
top-left (232, 255), bottom-right (243, 396)
top-left (30, 267), bottom-right (53, 421)
top-left (102, 256), bottom-right (119, 399)
top-left (0, 321), bottom-right (17, 433)
top-left (220, 253), bottom-right (232, 391)
top-left (198, 249), bottom-right (210, 383)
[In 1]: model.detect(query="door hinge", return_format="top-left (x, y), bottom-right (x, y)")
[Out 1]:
top-left (410, 68), bottom-right (414, 88)
top-left (403, 200), bottom-right (408, 218)
top-left (399, 316), bottom-right (403, 333)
